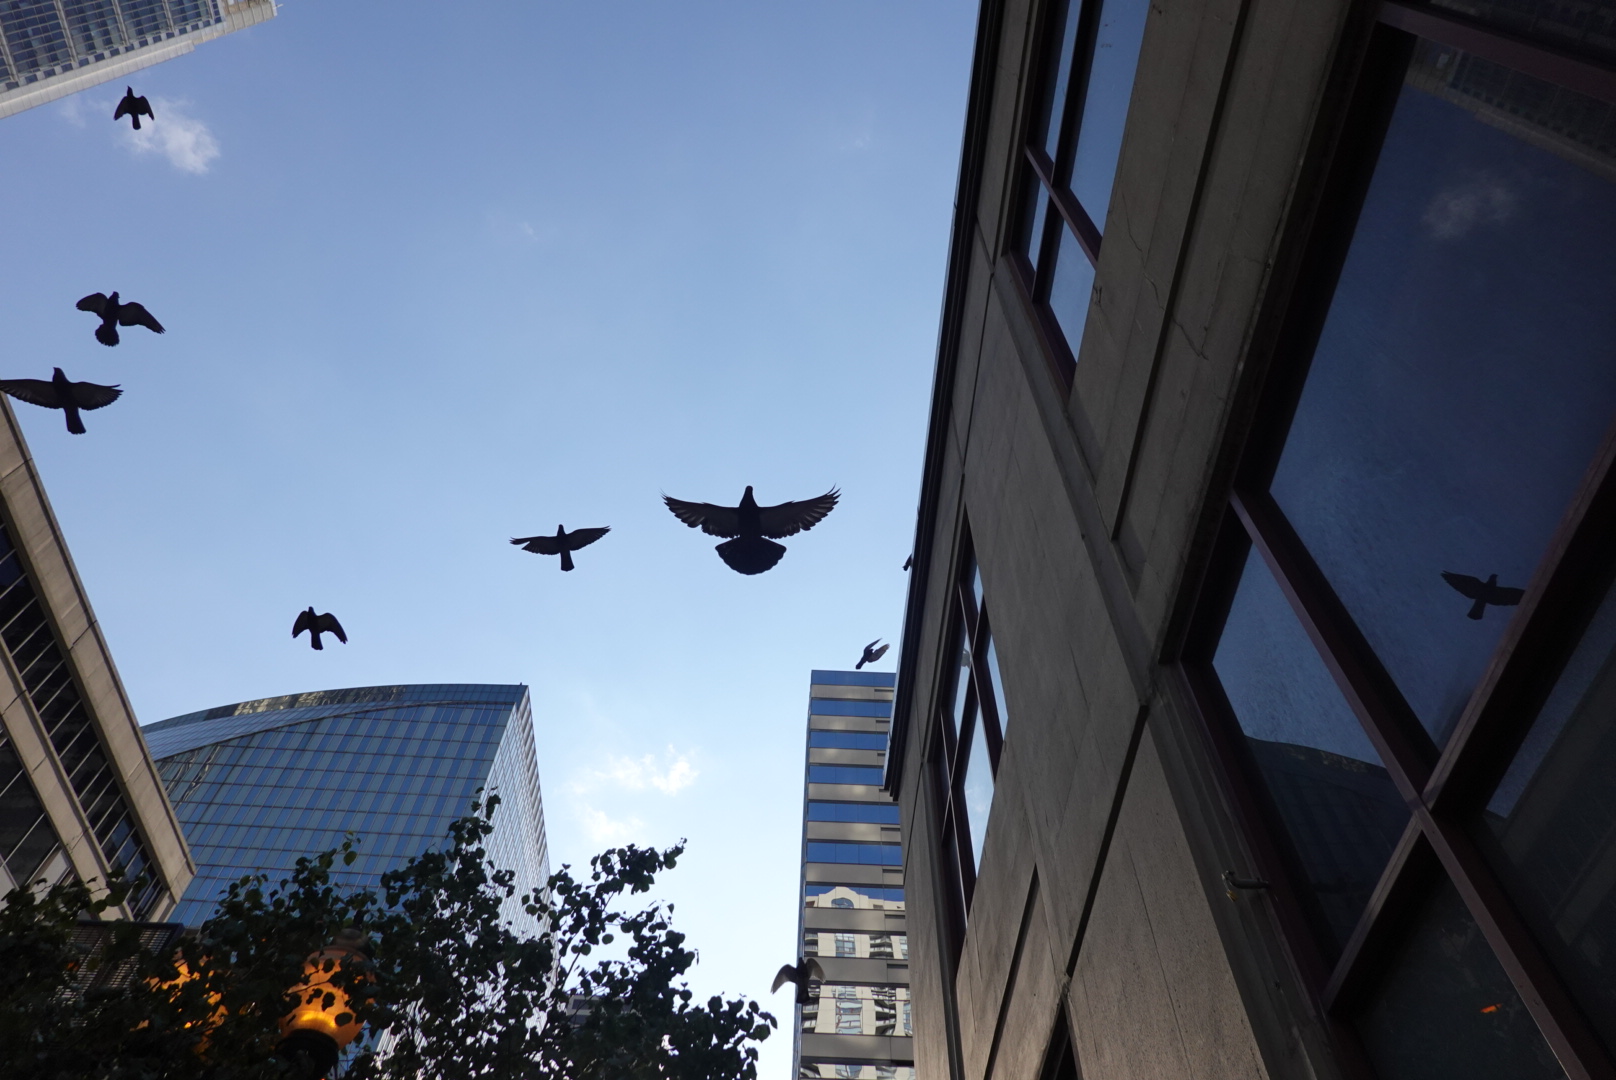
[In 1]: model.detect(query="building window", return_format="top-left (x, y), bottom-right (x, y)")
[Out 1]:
top-left (931, 534), bottom-right (1014, 952)
top-left (1009, 0), bottom-right (1151, 384)
top-left (1185, 8), bottom-right (1616, 1078)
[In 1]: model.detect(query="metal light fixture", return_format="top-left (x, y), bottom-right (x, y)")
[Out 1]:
top-left (277, 929), bottom-right (370, 1076)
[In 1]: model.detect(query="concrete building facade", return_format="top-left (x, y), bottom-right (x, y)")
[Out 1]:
top-left (889, 3), bottom-right (1616, 1080)
top-left (0, 398), bottom-right (192, 918)
top-left (0, 0), bottom-right (275, 120)
top-left (797, 669), bottom-right (915, 1080)
top-left (144, 683), bottom-right (548, 930)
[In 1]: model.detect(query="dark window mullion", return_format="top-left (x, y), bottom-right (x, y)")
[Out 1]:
top-left (1230, 488), bottom-right (1435, 799)
top-left (1025, 146), bottom-right (1102, 264)
top-left (1426, 415), bottom-right (1616, 814)
top-left (1322, 819), bottom-right (1430, 1011)
top-left (1414, 808), bottom-right (1616, 1080)
top-left (1378, 0), bottom-right (1616, 106)
top-left (1048, 0), bottom-right (1105, 182)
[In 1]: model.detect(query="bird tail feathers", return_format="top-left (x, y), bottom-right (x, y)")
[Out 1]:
top-left (560, 549), bottom-right (575, 572)
top-left (310, 634), bottom-right (324, 651)
top-left (716, 537), bottom-right (787, 575)
top-left (132, 115), bottom-right (141, 130)
top-left (95, 324), bottom-right (119, 347)
top-left (65, 410), bottom-right (85, 436)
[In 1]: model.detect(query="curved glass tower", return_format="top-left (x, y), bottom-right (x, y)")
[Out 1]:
top-left (143, 683), bottom-right (547, 928)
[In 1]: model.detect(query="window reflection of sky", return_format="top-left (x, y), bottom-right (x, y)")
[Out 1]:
top-left (1271, 83), bottom-right (1616, 747)
top-left (962, 724), bottom-right (994, 869)
top-left (1068, 0), bottom-right (1150, 224)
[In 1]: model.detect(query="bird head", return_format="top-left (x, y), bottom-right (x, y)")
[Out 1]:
top-left (51, 367), bottom-right (66, 378)
top-left (125, 86), bottom-right (133, 94)
top-left (107, 291), bottom-right (119, 304)
top-left (557, 524), bottom-right (566, 534)
top-left (740, 486), bottom-right (757, 508)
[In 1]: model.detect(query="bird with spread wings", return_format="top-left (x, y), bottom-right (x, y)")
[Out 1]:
top-left (0, 369), bottom-right (122, 434)
top-left (293, 607), bottom-right (348, 651)
top-left (1441, 571), bottom-right (1525, 621)
top-left (771, 957), bottom-right (826, 1005)
top-left (77, 291), bottom-right (165, 347)
top-left (510, 524), bottom-right (611, 572)
top-left (113, 87), bottom-right (153, 130)
top-left (662, 485), bottom-right (838, 575)
top-left (857, 639), bottom-right (889, 670)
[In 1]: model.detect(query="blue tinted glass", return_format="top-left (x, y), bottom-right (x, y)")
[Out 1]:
top-left (1022, 181), bottom-right (1051, 270)
top-left (1047, 224), bottom-right (1096, 356)
top-left (1213, 547), bottom-right (1408, 955)
top-left (806, 842), bottom-right (904, 866)
top-left (809, 731), bottom-right (889, 750)
top-left (961, 722), bottom-right (994, 869)
top-left (807, 802), bottom-right (901, 824)
top-left (983, 630), bottom-right (1010, 737)
top-left (808, 765), bottom-right (887, 785)
top-left (806, 885), bottom-right (905, 903)
top-left (1270, 42), bottom-right (1616, 747)
top-left (810, 699), bottom-right (893, 718)
top-left (1037, 0), bottom-right (1082, 159)
top-left (1068, 0), bottom-right (1151, 226)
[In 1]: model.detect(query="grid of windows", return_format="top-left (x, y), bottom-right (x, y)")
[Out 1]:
top-left (1008, 0), bottom-right (1151, 383)
top-left (808, 765), bottom-right (886, 786)
top-left (799, 985), bottom-right (913, 1037)
top-left (1184, 7), bottom-right (1616, 1078)
top-left (0, 522), bottom-right (158, 914)
top-left (805, 842), bottom-right (903, 867)
top-left (0, 728), bottom-right (60, 885)
top-left (807, 801), bottom-right (901, 824)
top-left (0, 0), bottom-right (222, 92)
top-left (803, 929), bottom-right (909, 961)
top-left (809, 731), bottom-right (890, 750)
top-left (152, 685), bottom-right (546, 929)
top-left (930, 535), bottom-right (1012, 951)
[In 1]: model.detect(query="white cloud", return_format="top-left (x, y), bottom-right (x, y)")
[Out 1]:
top-left (121, 98), bottom-right (219, 174)
top-left (56, 95), bottom-right (87, 128)
top-left (571, 746), bottom-right (699, 796)
top-left (1423, 175), bottom-right (1515, 240)
top-left (578, 806), bottom-right (645, 847)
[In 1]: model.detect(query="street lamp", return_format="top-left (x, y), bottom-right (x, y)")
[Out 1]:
top-left (276, 928), bottom-right (370, 1077)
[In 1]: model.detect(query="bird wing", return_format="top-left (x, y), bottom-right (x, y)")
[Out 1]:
top-left (564, 526), bottom-right (611, 551)
top-left (864, 638), bottom-right (882, 652)
top-left (68, 382), bottom-right (121, 410)
top-left (293, 609), bottom-right (315, 637)
top-left (758, 488), bottom-right (839, 539)
top-left (76, 293), bottom-right (109, 316)
top-left (803, 958), bottom-right (825, 982)
top-left (771, 965), bottom-right (797, 994)
top-left (662, 495), bottom-right (742, 538)
top-left (1492, 585), bottom-right (1526, 606)
top-left (113, 96), bottom-right (132, 119)
top-left (136, 96), bottom-right (152, 117)
top-left (1440, 571), bottom-right (1486, 600)
top-left (869, 643), bottom-right (890, 662)
top-left (513, 535), bottom-right (564, 555)
top-left (0, 380), bottom-right (59, 409)
top-left (116, 302), bottom-right (164, 333)
top-left (315, 613), bottom-right (347, 643)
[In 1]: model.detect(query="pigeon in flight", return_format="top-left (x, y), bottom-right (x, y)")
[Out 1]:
top-left (856, 639), bottom-right (889, 670)
top-left (1441, 571), bottom-right (1525, 620)
top-left (0, 369), bottom-right (121, 434)
top-left (662, 486), bottom-right (838, 575)
top-left (771, 957), bottom-right (826, 1005)
top-left (77, 291), bottom-right (165, 347)
top-left (293, 607), bottom-right (347, 650)
top-left (510, 525), bottom-right (610, 572)
top-left (113, 87), bottom-right (153, 130)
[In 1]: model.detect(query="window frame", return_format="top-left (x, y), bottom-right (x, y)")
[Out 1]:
top-left (1177, 6), bottom-right (1616, 1079)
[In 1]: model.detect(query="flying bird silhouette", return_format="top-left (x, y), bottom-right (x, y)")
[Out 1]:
top-left (113, 87), bottom-right (153, 130)
top-left (771, 957), bottom-right (826, 1005)
top-left (857, 639), bottom-right (889, 669)
top-left (0, 369), bottom-right (121, 434)
top-left (662, 486), bottom-right (838, 575)
top-left (293, 607), bottom-right (347, 650)
top-left (1441, 571), bottom-right (1525, 620)
top-left (76, 291), bottom-right (164, 346)
top-left (510, 525), bottom-right (610, 572)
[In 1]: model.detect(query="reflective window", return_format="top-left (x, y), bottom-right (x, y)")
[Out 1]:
top-left (1481, 574), bottom-right (1616, 1055)
top-left (807, 765), bottom-right (887, 786)
top-left (1067, 0), bottom-right (1151, 221)
top-left (961, 722), bottom-right (995, 869)
top-left (1213, 546), bottom-right (1408, 954)
top-left (807, 801), bottom-right (901, 824)
top-left (805, 841), bottom-right (903, 867)
top-left (809, 731), bottom-right (889, 750)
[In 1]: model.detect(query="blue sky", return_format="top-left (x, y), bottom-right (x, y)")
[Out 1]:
top-left (0, 3), bottom-right (975, 1071)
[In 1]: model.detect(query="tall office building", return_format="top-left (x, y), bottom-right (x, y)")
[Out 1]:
top-left (888, 0), bottom-right (1616, 1078)
top-left (796, 669), bottom-right (914, 1080)
top-left (143, 683), bottom-right (547, 929)
top-left (0, 399), bottom-right (192, 918)
top-left (0, 0), bottom-right (276, 121)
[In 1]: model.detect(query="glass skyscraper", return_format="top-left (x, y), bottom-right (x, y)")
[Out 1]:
top-left (143, 683), bottom-right (547, 929)
top-left (796, 669), bottom-right (915, 1080)
top-left (0, 0), bottom-right (275, 120)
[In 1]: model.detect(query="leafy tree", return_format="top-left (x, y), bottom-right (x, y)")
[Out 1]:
top-left (0, 798), bottom-right (774, 1079)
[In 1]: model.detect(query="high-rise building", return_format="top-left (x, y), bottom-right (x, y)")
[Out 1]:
top-left (0, 0), bottom-right (276, 121)
top-left (796, 669), bottom-right (914, 1080)
top-left (0, 399), bottom-right (192, 918)
top-left (143, 683), bottom-right (547, 928)
top-left (889, 1), bottom-right (1616, 1079)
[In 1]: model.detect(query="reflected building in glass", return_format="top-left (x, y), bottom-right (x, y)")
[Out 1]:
top-left (795, 669), bottom-right (914, 1080)
top-left (0, 0), bottom-right (276, 120)
top-left (143, 683), bottom-right (547, 929)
